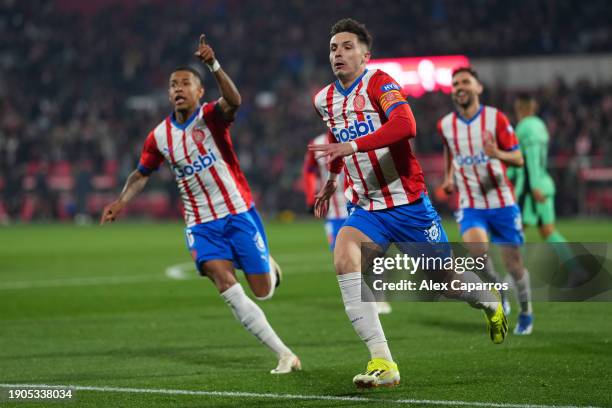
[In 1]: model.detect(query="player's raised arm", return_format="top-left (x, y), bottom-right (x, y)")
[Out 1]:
top-left (194, 34), bottom-right (241, 121)
top-left (100, 169), bottom-right (150, 225)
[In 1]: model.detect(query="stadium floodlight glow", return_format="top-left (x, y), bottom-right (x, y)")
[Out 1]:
top-left (367, 55), bottom-right (470, 98)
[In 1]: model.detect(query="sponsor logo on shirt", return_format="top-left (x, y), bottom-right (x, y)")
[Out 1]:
top-left (455, 151), bottom-right (490, 166)
top-left (173, 152), bottom-right (217, 178)
top-left (331, 115), bottom-right (376, 142)
top-left (381, 83), bottom-right (401, 92)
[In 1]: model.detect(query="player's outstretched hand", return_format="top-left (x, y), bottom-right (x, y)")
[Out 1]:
top-left (194, 34), bottom-right (215, 65)
top-left (313, 179), bottom-right (338, 218)
top-left (100, 200), bottom-right (125, 225)
top-left (308, 142), bottom-right (354, 164)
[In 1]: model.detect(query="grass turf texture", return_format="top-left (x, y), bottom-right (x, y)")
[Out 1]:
top-left (0, 219), bottom-right (611, 408)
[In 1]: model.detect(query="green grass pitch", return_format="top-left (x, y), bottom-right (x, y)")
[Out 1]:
top-left (1, 219), bottom-right (611, 407)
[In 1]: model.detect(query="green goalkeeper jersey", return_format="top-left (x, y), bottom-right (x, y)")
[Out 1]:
top-left (510, 115), bottom-right (555, 198)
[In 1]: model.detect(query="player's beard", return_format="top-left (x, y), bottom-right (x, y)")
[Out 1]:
top-left (453, 92), bottom-right (474, 110)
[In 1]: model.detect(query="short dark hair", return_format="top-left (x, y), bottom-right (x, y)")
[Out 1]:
top-left (452, 66), bottom-right (479, 82)
top-left (171, 66), bottom-right (204, 85)
top-left (516, 92), bottom-right (535, 103)
top-left (330, 18), bottom-right (373, 50)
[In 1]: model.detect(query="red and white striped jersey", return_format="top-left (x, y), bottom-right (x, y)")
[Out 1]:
top-left (438, 105), bottom-right (519, 209)
top-left (313, 69), bottom-right (426, 211)
top-left (138, 102), bottom-right (252, 227)
top-left (303, 134), bottom-right (348, 220)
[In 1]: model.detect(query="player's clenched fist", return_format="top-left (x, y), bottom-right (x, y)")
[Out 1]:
top-left (440, 178), bottom-right (455, 194)
top-left (482, 130), bottom-right (499, 158)
top-left (100, 200), bottom-right (125, 225)
top-left (194, 34), bottom-right (215, 65)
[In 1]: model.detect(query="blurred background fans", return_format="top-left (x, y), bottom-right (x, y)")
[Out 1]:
top-left (1, 0), bottom-right (611, 224)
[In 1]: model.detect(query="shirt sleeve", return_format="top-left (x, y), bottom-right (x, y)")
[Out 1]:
top-left (367, 71), bottom-right (409, 119)
top-left (137, 131), bottom-right (164, 175)
top-left (496, 111), bottom-right (520, 151)
top-left (312, 93), bottom-right (324, 119)
top-left (202, 101), bottom-right (231, 131)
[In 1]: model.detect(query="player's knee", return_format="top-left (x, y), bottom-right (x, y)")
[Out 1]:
top-left (333, 227), bottom-right (374, 274)
top-left (501, 248), bottom-right (524, 277)
top-left (465, 241), bottom-right (489, 258)
top-left (539, 224), bottom-right (555, 239)
top-left (333, 247), bottom-right (361, 273)
top-left (247, 273), bottom-right (274, 300)
top-left (252, 282), bottom-right (272, 299)
top-left (204, 268), bottom-right (237, 293)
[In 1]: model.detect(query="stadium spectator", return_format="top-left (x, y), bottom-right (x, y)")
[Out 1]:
top-left (1, 0), bottom-right (611, 221)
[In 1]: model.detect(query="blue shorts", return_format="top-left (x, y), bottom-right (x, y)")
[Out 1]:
top-left (185, 206), bottom-right (270, 275)
top-left (325, 218), bottom-right (346, 251)
top-left (456, 205), bottom-right (524, 245)
top-left (344, 193), bottom-right (449, 251)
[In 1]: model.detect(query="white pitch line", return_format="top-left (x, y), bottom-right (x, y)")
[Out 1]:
top-left (0, 274), bottom-right (165, 290)
top-left (0, 384), bottom-right (603, 408)
top-left (0, 254), bottom-right (334, 290)
top-left (163, 261), bottom-right (333, 281)
top-left (164, 262), bottom-right (197, 280)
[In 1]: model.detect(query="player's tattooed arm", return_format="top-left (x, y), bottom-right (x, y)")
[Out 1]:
top-left (194, 34), bottom-right (241, 121)
top-left (100, 170), bottom-right (150, 225)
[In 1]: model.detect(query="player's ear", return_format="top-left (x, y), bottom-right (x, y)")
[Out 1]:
top-left (363, 51), bottom-right (371, 64)
top-left (476, 81), bottom-right (483, 95)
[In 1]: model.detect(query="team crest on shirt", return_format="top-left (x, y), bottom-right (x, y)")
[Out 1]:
top-left (353, 94), bottom-right (366, 111)
top-left (192, 129), bottom-right (205, 144)
top-left (424, 221), bottom-right (441, 243)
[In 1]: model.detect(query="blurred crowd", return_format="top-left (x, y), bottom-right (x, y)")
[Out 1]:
top-left (1, 0), bottom-right (611, 222)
